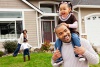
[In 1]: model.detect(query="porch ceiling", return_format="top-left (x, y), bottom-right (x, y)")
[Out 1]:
top-left (26, 0), bottom-right (73, 1)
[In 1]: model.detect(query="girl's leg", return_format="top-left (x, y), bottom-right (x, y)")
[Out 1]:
top-left (55, 39), bottom-right (63, 63)
top-left (23, 56), bottom-right (26, 62)
top-left (71, 33), bottom-right (85, 61)
top-left (23, 49), bottom-right (26, 62)
top-left (55, 39), bottom-right (62, 51)
top-left (71, 33), bottom-right (80, 57)
top-left (71, 33), bottom-right (81, 47)
top-left (28, 55), bottom-right (30, 61)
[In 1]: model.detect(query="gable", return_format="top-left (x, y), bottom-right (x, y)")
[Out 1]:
top-left (0, 0), bottom-right (32, 9)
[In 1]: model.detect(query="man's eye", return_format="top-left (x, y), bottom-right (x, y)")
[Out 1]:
top-left (59, 33), bottom-right (62, 35)
top-left (64, 29), bottom-right (67, 32)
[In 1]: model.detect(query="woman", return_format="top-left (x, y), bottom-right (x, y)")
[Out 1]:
top-left (13, 29), bottom-right (28, 57)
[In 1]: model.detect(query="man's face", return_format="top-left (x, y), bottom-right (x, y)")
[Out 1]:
top-left (55, 25), bottom-right (71, 43)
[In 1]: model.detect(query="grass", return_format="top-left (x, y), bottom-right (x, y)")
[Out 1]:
top-left (0, 52), bottom-right (52, 67)
top-left (0, 52), bottom-right (99, 67)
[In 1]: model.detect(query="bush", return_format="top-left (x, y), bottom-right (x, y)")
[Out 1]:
top-left (0, 51), bottom-right (4, 57)
top-left (3, 40), bottom-right (17, 54)
top-left (40, 40), bottom-right (52, 52)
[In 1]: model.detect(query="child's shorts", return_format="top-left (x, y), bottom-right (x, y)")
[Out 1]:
top-left (23, 48), bottom-right (29, 56)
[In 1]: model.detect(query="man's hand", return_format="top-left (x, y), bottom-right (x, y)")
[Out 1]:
top-left (74, 46), bottom-right (86, 55)
top-left (52, 49), bottom-right (61, 61)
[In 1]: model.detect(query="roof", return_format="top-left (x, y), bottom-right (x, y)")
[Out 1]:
top-left (22, 0), bottom-right (100, 14)
top-left (22, 0), bottom-right (43, 14)
top-left (73, 5), bottom-right (100, 9)
top-left (72, 0), bottom-right (100, 9)
top-left (72, 0), bottom-right (100, 5)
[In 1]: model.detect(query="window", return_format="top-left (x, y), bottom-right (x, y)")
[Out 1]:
top-left (0, 11), bottom-right (23, 40)
top-left (0, 11), bottom-right (22, 18)
top-left (40, 4), bottom-right (58, 13)
top-left (0, 21), bottom-right (22, 39)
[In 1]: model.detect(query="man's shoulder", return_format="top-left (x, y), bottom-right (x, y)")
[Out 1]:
top-left (80, 38), bottom-right (89, 44)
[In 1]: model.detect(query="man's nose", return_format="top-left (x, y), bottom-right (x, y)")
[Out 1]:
top-left (62, 32), bottom-right (66, 37)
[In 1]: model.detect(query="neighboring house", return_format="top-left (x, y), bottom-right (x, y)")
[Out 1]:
top-left (72, 0), bottom-right (100, 46)
top-left (0, 0), bottom-right (100, 50)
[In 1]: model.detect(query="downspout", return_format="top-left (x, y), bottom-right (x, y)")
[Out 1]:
top-left (36, 11), bottom-right (40, 48)
top-left (73, 7), bottom-right (82, 37)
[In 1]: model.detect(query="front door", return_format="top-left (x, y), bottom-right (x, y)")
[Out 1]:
top-left (41, 20), bottom-right (55, 43)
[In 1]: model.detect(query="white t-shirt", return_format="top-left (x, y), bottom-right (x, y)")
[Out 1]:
top-left (20, 42), bottom-right (32, 50)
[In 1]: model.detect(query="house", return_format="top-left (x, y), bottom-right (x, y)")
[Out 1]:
top-left (72, 0), bottom-right (100, 46)
top-left (0, 0), bottom-right (100, 51)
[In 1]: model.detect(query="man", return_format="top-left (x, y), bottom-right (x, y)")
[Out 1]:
top-left (51, 24), bottom-right (99, 67)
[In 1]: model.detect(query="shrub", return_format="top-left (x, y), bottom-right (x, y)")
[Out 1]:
top-left (3, 40), bottom-right (17, 54)
top-left (0, 51), bottom-right (4, 57)
top-left (40, 40), bottom-right (52, 52)
top-left (34, 48), bottom-right (41, 53)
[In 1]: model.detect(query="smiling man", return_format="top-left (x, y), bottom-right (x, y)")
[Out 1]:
top-left (51, 24), bottom-right (99, 67)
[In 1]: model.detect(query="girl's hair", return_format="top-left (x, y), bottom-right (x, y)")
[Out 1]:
top-left (58, 1), bottom-right (73, 10)
top-left (22, 29), bottom-right (27, 33)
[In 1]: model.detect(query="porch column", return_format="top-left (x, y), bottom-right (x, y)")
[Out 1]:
top-left (78, 7), bottom-right (82, 37)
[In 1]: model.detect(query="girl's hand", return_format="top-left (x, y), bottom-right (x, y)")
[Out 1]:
top-left (74, 46), bottom-right (86, 55)
top-left (52, 49), bottom-right (61, 61)
top-left (61, 23), bottom-right (69, 27)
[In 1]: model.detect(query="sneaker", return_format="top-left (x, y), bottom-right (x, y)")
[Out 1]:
top-left (79, 57), bottom-right (85, 61)
top-left (53, 61), bottom-right (63, 67)
top-left (55, 57), bottom-right (63, 63)
top-left (13, 54), bottom-right (17, 57)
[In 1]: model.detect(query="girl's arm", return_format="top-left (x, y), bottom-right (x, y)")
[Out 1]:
top-left (68, 21), bottom-right (78, 28)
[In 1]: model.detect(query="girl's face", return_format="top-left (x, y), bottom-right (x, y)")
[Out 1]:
top-left (23, 30), bottom-right (27, 34)
top-left (59, 3), bottom-right (71, 18)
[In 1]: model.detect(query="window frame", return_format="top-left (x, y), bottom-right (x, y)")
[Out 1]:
top-left (0, 11), bottom-right (24, 41)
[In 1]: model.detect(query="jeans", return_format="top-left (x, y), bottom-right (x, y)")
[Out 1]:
top-left (71, 33), bottom-right (81, 47)
top-left (55, 39), bottom-right (63, 63)
top-left (23, 48), bottom-right (30, 56)
top-left (13, 43), bottom-right (21, 56)
top-left (55, 33), bottom-right (81, 62)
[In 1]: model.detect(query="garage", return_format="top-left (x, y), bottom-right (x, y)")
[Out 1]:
top-left (85, 14), bottom-right (100, 46)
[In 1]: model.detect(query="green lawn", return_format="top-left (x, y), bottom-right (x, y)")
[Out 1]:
top-left (0, 52), bottom-right (52, 67)
top-left (0, 52), bottom-right (99, 67)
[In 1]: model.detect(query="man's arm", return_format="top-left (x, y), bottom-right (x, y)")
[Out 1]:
top-left (75, 38), bottom-right (99, 64)
top-left (82, 39), bottom-right (99, 64)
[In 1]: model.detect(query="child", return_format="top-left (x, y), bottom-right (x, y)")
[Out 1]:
top-left (54, 1), bottom-right (85, 66)
top-left (20, 39), bottom-right (32, 62)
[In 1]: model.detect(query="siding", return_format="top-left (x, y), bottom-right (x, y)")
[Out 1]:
top-left (24, 11), bottom-right (38, 47)
top-left (81, 8), bottom-right (100, 34)
top-left (0, 42), bottom-right (3, 50)
top-left (29, 1), bottom-right (39, 7)
top-left (0, 0), bottom-right (32, 9)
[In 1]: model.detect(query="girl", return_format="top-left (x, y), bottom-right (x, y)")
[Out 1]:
top-left (21, 39), bottom-right (32, 62)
